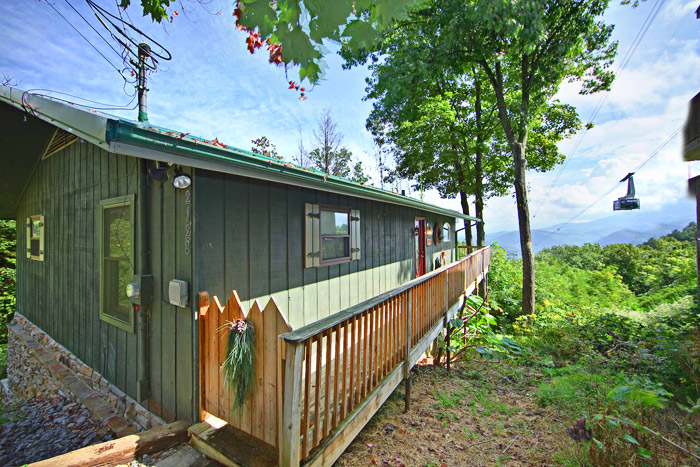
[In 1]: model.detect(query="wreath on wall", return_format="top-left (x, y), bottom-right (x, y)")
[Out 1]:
top-left (433, 222), bottom-right (443, 244)
top-left (219, 318), bottom-right (256, 414)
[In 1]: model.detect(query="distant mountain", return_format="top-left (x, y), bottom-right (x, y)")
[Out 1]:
top-left (472, 198), bottom-right (695, 257)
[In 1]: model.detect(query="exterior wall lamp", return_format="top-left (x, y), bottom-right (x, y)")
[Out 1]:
top-left (172, 167), bottom-right (191, 189)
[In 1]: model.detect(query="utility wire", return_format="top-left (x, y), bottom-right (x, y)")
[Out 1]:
top-left (22, 89), bottom-right (138, 112)
top-left (554, 125), bottom-right (681, 231)
top-left (532, 0), bottom-right (666, 219)
top-left (44, 0), bottom-right (128, 79)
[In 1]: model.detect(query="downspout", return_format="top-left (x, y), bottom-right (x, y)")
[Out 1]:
top-left (136, 159), bottom-right (150, 402)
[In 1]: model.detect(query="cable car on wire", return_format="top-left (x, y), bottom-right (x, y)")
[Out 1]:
top-left (613, 172), bottom-right (640, 211)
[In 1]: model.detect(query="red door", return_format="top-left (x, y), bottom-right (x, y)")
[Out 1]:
top-left (414, 218), bottom-right (426, 277)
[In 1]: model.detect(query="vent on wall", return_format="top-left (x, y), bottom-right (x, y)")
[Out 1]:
top-left (41, 128), bottom-right (78, 160)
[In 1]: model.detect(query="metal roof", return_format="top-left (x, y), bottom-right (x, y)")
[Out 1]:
top-left (0, 85), bottom-right (478, 222)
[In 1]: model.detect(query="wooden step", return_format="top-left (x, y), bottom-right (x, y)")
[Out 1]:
top-left (189, 418), bottom-right (278, 467)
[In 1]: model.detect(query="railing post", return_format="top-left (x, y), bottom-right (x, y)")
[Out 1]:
top-left (280, 340), bottom-right (304, 467)
top-left (404, 289), bottom-right (412, 413)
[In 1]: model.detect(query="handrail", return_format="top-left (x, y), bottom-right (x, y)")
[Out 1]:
top-left (281, 247), bottom-right (490, 343)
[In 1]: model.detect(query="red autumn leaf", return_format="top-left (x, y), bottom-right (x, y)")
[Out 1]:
top-left (300, 87), bottom-right (305, 92)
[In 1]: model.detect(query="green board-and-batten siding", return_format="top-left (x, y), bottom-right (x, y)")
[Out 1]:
top-left (194, 169), bottom-right (456, 330)
top-left (15, 141), bottom-right (195, 423)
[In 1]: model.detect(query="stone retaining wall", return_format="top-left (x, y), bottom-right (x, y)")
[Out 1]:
top-left (6, 314), bottom-right (165, 434)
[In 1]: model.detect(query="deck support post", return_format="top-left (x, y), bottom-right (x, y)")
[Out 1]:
top-left (404, 289), bottom-right (412, 413)
top-left (280, 341), bottom-right (304, 467)
top-left (445, 323), bottom-right (451, 374)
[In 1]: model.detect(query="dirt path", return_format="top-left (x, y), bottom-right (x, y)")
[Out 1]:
top-left (336, 360), bottom-right (582, 466)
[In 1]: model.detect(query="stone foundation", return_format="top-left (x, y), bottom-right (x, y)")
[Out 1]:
top-left (7, 314), bottom-right (165, 435)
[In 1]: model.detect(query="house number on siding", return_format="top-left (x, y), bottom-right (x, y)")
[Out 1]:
top-left (185, 189), bottom-right (192, 255)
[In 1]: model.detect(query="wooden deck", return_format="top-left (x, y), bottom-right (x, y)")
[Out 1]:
top-left (196, 247), bottom-right (490, 467)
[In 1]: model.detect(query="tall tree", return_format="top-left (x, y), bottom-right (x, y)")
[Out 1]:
top-left (351, 18), bottom-right (579, 248)
top-left (428, 0), bottom-right (617, 315)
top-left (309, 110), bottom-right (353, 177)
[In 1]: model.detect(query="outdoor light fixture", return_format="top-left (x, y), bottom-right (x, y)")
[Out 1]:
top-left (149, 162), bottom-right (169, 183)
top-left (172, 167), bottom-right (192, 189)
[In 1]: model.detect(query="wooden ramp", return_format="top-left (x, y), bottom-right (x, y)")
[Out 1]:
top-left (189, 418), bottom-right (278, 467)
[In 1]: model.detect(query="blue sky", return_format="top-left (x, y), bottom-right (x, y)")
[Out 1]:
top-left (1, 0), bottom-right (698, 234)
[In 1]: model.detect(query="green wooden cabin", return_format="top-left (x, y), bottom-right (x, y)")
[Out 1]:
top-left (0, 85), bottom-right (475, 424)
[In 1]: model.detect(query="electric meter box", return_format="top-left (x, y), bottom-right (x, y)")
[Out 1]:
top-left (126, 274), bottom-right (153, 306)
top-left (168, 279), bottom-right (189, 308)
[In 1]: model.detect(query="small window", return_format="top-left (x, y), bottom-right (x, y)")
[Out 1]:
top-left (305, 203), bottom-right (360, 267)
top-left (26, 215), bottom-right (45, 261)
top-left (321, 209), bottom-right (350, 263)
top-left (99, 195), bottom-right (135, 333)
top-left (443, 222), bottom-right (450, 243)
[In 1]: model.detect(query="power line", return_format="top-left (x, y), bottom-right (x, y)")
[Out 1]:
top-left (22, 88), bottom-right (138, 112)
top-left (44, 0), bottom-right (127, 79)
top-left (532, 0), bottom-right (666, 218)
top-left (554, 125), bottom-right (681, 231)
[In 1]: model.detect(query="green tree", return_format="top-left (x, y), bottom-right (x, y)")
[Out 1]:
top-left (350, 161), bottom-right (370, 184)
top-left (424, 0), bottom-right (617, 315)
top-left (351, 17), bottom-right (580, 247)
top-left (251, 136), bottom-right (281, 160)
top-left (0, 220), bottom-right (16, 343)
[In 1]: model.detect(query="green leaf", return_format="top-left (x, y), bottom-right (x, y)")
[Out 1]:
top-left (315, 0), bottom-right (354, 39)
top-left (239, 0), bottom-right (277, 37)
top-left (593, 438), bottom-right (604, 450)
top-left (484, 313), bottom-right (497, 325)
top-left (342, 19), bottom-right (378, 52)
top-left (637, 447), bottom-right (652, 460)
top-left (623, 434), bottom-right (640, 445)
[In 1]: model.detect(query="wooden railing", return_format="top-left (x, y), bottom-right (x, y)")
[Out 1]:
top-left (280, 247), bottom-right (490, 466)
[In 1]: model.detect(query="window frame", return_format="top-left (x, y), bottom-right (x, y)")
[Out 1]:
top-left (98, 194), bottom-right (135, 333)
top-left (319, 205), bottom-right (353, 266)
top-left (26, 214), bottom-right (45, 261)
top-left (443, 222), bottom-right (450, 243)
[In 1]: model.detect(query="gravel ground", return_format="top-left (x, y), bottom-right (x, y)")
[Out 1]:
top-left (0, 396), bottom-right (115, 466)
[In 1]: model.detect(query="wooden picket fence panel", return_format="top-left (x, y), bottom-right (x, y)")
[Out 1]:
top-left (197, 290), bottom-right (291, 449)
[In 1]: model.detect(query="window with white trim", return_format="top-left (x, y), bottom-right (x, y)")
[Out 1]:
top-left (305, 203), bottom-right (360, 267)
top-left (26, 215), bottom-right (45, 261)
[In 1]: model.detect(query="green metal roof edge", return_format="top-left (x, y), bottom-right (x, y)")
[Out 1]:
top-left (0, 85), bottom-right (110, 150)
top-left (108, 119), bottom-right (479, 221)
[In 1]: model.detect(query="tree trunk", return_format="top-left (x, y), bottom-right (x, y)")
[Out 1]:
top-left (480, 58), bottom-right (535, 315)
top-left (512, 143), bottom-right (535, 315)
top-left (459, 191), bottom-right (472, 246)
top-left (474, 78), bottom-right (485, 247)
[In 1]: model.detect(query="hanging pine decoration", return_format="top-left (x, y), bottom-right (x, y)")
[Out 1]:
top-left (218, 318), bottom-right (256, 414)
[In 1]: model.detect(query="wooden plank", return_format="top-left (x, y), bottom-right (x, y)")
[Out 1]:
top-left (340, 321), bottom-right (348, 421)
top-left (148, 180), bottom-right (163, 418)
top-left (205, 296), bottom-right (222, 420)
top-left (302, 338), bottom-right (312, 459)
top-left (248, 180), bottom-right (270, 303)
top-left (313, 333), bottom-right (322, 449)
top-left (198, 293), bottom-right (208, 421)
top-left (175, 179), bottom-right (194, 421)
top-left (225, 291), bottom-right (249, 432)
top-left (272, 297), bottom-right (292, 449)
top-left (263, 299), bottom-right (279, 447)
top-left (280, 341), bottom-right (304, 467)
top-left (29, 421), bottom-right (189, 467)
top-left (160, 180), bottom-right (177, 421)
top-left (323, 329), bottom-right (332, 438)
top-left (189, 422), bottom-right (278, 467)
top-left (247, 300), bottom-right (266, 442)
top-left (332, 325), bottom-right (340, 430)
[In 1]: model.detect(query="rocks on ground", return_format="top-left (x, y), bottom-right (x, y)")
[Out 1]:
top-left (0, 395), bottom-right (115, 466)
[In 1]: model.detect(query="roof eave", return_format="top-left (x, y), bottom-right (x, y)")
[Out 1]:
top-left (108, 120), bottom-right (477, 221)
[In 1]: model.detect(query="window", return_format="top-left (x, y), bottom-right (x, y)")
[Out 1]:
top-left (443, 222), bottom-right (450, 243)
top-left (305, 203), bottom-right (360, 267)
top-left (99, 195), bottom-right (135, 333)
top-left (26, 215), bottom-right (45, 261)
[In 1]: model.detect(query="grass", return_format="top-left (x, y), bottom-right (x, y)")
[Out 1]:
top-left (535, 367), bottom-right (624, 417)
